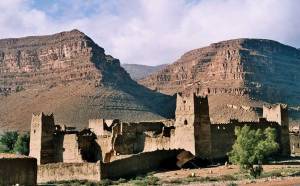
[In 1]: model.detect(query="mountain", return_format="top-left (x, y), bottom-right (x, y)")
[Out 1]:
top-left (0, 30), bottom-right (175, 131)
top-left (139, 39), bottom-right (300, 123)
top-left (122, 64), bottom-right (167, 80)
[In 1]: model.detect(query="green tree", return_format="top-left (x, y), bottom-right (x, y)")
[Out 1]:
top-left (0, 131), bottom-right (18, 153)
top-left (13, 133), bottom-right (30, 155)
top-left (228, 126), bottom-right (279, 178)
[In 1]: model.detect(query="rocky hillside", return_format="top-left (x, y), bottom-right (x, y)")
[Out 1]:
top-left (0, 30), bottom-right (175, 131)
top-left (122, 64), bottom-right (167, 80)
top-left (139, 39), bottom-right (300, 123)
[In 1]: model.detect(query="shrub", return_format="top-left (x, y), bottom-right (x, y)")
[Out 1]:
top-left (0, 131), bottom-right (30, 155)
top-left (13, 133), bottom-right (30, 155)
top-left (228, 126), bottom-right (279, 178)
top-left (16, 86), bottom-right (24, 92)
top-left (99, 179), bottom-right (113, 186)
top-left (0, 131), bottom-right (18, 153)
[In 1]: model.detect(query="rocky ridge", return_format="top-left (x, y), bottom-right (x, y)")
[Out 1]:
top-left (0, 30), bottom-right (175, 131)
top-left (122, 64), bottom-right (167, 80)
top-left (139, 39), bottom-right (300, 123)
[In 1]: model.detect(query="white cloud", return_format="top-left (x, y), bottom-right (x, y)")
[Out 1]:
top-left (0, 0), bottom-right (299, 65)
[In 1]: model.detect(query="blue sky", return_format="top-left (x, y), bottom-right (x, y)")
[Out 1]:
top-left (31, 0), bottom-right (102, 19)
top-left (0, 0), bottom-right (299, 65)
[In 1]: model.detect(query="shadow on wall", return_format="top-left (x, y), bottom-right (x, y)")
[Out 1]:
top-left (78, 130), bottom-right (102, 162)
top-left (52, 128), bottom-right (103, 163)
top-left (113, 133), bottom-right (146, 155)
top-left (101, 149), bottom-right (183, 180)
top-left (81, 140), bottom-right (102, 162)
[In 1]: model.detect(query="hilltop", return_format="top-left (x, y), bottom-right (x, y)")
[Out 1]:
top-left (139, 39), bottom-right (300, 123)
top-left (0, 30), bottom-right (175, 131)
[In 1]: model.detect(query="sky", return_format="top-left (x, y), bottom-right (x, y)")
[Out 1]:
top-left (0, 0), bottom-right (299, 66)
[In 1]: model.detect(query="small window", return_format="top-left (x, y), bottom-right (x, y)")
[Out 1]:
top-left (184, 119), bottom-right (188, 125)
top-left (183, 100), bottom-right (186, 104)
top-left (33, 129), bottom-right (36, 134)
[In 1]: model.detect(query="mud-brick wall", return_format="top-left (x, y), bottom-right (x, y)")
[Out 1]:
top-left (0, 158), bottom-right (37, 185)
top-left (290, 134), bottom-right (300, 155)
top-left (96, 137), bottom-right (112, 162)
top-left (101, 150), bottom-right (181, 179)
top-left (37, 162), bottom-right (101, 183)
top-left (210, 122), bottom-right (283, 159)
top-left (143, 136), bottom-right (171, 152)
top-left (62, 134), bottom-right (83, 163)
top-left (210, 124), bottom-right (236, 159)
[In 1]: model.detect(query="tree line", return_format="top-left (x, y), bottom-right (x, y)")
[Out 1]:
top-left (0, 131), bottom-right (30, 155)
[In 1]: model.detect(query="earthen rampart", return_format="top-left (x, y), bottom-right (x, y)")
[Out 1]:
top-left (101, 150), bottom-right (182, 179)
top-left (0, 154), bottom-right (37, 185)
top-left (38, 162), bottom-right (101, 183)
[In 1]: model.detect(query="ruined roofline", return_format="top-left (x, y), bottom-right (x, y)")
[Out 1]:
top-left (176, 92), bottom-right (208, 99)
top-left (263, 103), bottom-right (288, 109)
top-left (32, 112), bottom-right (54, 117)
top-left (213, 119), bottom-right (279, 126)
top-left (89, 118), bottom-right (173, 125)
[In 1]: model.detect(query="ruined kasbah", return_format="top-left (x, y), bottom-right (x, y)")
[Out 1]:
top-left (1, 92), bottom-right (297, 185)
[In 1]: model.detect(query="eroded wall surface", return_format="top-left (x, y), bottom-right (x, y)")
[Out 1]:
top-left (0, 157), bottom-right (37, 185)
top-left (38, 162), bottom-right (101, 183)
top-left (62, 134), bottom-right (83, 163)
top-left (101, 150), bottom-right (181, 179)
top-left (210, 122), bottom-right (284, 159)
top-left (290, 133), bottom-right (300, 155)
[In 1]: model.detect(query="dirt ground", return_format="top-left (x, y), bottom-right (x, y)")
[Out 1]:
top-left (154, 164), bottom-right (300, 186)
top-left (243, 177), bottom-right (300, 186)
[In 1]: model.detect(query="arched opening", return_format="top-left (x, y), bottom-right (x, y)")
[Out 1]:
top-left (184, 119), bottom-right (188, 125)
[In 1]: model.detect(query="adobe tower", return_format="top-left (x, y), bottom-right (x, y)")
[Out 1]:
top-left (263, 104), bottom-right (290, 156)
top-left (174, 93), bottom-right (212, 159)
top-left (29, 113), bottom-right (56, 164)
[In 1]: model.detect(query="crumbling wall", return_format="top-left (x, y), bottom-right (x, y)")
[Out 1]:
top-left (37, 162), bottom-right (101, 183)
top-left (0, 156), bottom-right (37, 186)
top-left (95, 121), bottom-right (173, 162)
top-left (96, 137), bottom-right (113, 162)
top-left (112, 122), bottom-right (168, 155)
top-left (89, 119), bottom-right (106, 136)
top-left (62, 134), bottom-right (83, 163)
top-left (143, 136), bottom-right (172, 151)
top-left (290, 133), bottom-right (300, 155)
top-left (210, 124), bottom-right (236, 159)
top-left (77, 133), bottom-right (101, 162)
top-left (211, 121), bottom-right (283, 159)
top-left (135, 122), bottom-right (164, 133)
top-left (174, 125), bottom-right (196, 154)
top-left (113, 123), bottom-right (139, 154)
top-left (101, 150), bottom-right (181, 179)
